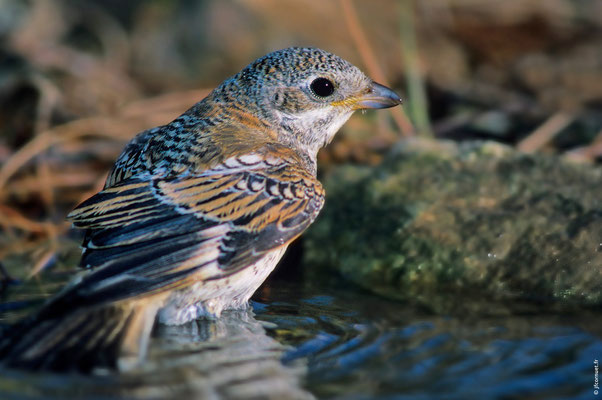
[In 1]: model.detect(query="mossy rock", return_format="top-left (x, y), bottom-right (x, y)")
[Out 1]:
top-left (305, 139), bottom-right (602, 312)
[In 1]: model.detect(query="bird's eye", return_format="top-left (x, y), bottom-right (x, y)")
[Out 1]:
top-left (310, 77), bottom-right (335, 98)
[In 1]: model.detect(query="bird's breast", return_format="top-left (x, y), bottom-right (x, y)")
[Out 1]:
top-left (157, 246), bottom-right (288, 325)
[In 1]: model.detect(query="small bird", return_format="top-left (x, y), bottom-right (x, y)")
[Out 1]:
top-left (0, 47), bottom-right (401, 372)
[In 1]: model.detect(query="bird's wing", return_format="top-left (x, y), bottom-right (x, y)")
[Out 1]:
top-left (64, 148), bottom-right (324, 306)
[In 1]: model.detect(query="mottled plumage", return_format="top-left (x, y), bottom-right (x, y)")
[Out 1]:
top-left (0, 47), bottom-right (401, 372)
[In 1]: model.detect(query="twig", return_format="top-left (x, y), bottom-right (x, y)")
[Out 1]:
top-left (36, 153), bottom-right (55, 213)
top-left (339, 0), bottom-right (415, 137)
top-left (517, 113), bottom-right (574, 153)
top-left (564, 128), bottom-right (602, 162)
top-left (399, 0), bottom-right (433, 137)
top-left (0, 237), bottom-right (55, 262)
top-left (0, 204), bottom-right (69, 234)
top-left (28, 246), bottom-right (58, 278)
top-left (3, 170), bottom-right (101, 198)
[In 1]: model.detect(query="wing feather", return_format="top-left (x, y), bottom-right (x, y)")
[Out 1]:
top-left (65, 150), bottom-right (324, 305)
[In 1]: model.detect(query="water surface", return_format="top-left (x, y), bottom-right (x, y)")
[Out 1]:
top-left (0, 267), bottom-right (599, 399)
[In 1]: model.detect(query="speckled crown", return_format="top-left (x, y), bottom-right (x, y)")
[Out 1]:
top-left (213, 47), bottom-right (369, 102)
top-left (244, 47), bottom-right (357, 81)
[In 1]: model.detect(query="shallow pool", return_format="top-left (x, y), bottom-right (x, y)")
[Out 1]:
top-left (0, 264), bottom-right (599, 399)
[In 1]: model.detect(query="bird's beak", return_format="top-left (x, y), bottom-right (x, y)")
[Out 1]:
top-left (354, 82), bottom-right (402, 110)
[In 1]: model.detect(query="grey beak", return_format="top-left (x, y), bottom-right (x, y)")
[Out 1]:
top-left (355, 82), bottom-right (402, 109)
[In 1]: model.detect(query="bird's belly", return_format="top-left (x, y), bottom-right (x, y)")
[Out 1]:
top-left (157, 246), bottom-right (288, 325)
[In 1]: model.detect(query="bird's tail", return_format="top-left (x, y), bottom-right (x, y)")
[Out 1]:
top-left (0, 299), bottom-right (161, 373)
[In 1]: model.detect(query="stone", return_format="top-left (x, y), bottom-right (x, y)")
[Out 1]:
top-left (305, 139), bottom-right (602, 312)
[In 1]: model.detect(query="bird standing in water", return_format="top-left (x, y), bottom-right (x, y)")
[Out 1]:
top-left (0, 47), bottom-right (401, 372)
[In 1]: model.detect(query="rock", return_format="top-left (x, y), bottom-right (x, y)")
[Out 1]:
top-left (305, 139), bottom-right (602, 312)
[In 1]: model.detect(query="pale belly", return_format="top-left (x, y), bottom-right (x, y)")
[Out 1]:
top-left (157, 246), bottom-right (288, 325)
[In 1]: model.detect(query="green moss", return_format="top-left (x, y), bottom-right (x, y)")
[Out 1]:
top-left (305, 139), bottom-right (602, 311)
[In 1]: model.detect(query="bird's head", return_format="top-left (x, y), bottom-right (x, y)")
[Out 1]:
top-left (213, 47), bottom-right (402, 160)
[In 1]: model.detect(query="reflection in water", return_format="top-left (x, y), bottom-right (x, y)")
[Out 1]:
top-left (0, 309), bottom-right (314, 399)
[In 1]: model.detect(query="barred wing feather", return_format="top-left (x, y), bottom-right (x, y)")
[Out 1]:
top-left (66, 153), bottom-right (324, 301)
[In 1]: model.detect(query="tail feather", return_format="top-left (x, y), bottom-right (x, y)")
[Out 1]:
top-left (0, 299), bottom-right (162, 373)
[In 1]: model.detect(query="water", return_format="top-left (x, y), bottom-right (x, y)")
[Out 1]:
top-left (254, 281), bottom-right (600, 399)
top-left (0, 268), bottom-right (600, 399)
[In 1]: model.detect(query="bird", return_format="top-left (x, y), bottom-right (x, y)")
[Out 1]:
top-left (0, 47), bottom-right (402, 373)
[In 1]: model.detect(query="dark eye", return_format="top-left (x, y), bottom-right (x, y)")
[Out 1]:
top-left (310, 77), bottom-right (335, 98)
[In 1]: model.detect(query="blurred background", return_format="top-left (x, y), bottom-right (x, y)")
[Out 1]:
top-left (0, 0), bottom-right (601, 282)
top-left (0, 2), bottom-right (601, 398)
